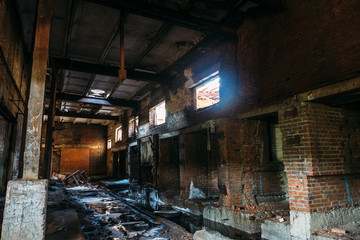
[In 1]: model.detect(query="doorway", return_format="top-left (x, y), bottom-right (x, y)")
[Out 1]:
top-left (113, 150), bottom-right (127, 179)
top-left (0, 114), bottom-right (12, 195)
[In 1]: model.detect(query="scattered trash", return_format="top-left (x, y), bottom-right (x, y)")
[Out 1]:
top-left (188, 181), bottom-right (206, 200)
top-left (331, 228), bottom-right (348, 234)
top-left (63, 170), bottom-right (88, 186)
top-left (51, 172), bottom-right (66, 180)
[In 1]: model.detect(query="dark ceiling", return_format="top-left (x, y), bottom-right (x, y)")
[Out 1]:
top-left (15, 0), bottom-right (274, 124)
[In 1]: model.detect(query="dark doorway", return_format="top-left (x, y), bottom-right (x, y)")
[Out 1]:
top-left (113, 150), bottom-right (127, 179)
top-left (129, 146), bottom-right (139, 181)
top-left (0, 114), bottom-right (12, 195)
top-left (158, 136), bottom-right (180, 193)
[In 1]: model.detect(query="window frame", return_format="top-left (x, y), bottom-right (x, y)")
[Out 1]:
top-left (149, 100), bottom-right (166, 127)
top-left (128, 116), bottom-right (139, 137)
top-left (115, 125), bottom-right (123, 142)
top-left (194, 71), bottom-right (220, 110)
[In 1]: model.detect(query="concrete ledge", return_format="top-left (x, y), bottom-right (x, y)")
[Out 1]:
top-left (290, 207), bottom-right (360, 240)
top-left (203, 206), bottom-right (261, 234)
top-left (261, 220), bottom-right (291, 240)
top-left (1, 179), bottom-right (48, 240)
top-left (194, 227), bottom-right (232, 240)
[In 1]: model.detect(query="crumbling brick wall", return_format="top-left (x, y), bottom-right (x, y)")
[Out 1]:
top-left (217, 119), bottom-right (288, 212)
top-left (279, 102), bottom-right (360, 212)
top-left (158, 137), bottom-right (180, 193)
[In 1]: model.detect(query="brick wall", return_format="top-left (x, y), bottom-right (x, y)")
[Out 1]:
top-left (279, 102), bottom-right (360, 212)
top-left (238, 0), bottom-right (360, 108)
top-left (158, 137), bottom-right (180, 192)
top-left (218, 119), bottom-right (288, 213)
top-left (181, 131), bottom-right (209, 198)
top-left (42, 123), bottom-right (107, 176)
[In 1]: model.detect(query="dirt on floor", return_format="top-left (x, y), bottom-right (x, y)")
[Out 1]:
top-left (46, 180), bottom-right (193, 240)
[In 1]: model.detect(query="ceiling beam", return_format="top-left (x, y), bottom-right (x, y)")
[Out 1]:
top-left (52, 57), bottom-right (168, 84)
top-left (45, 109), bottom-right (119, 120)
top-left (50, 92), bottom-right (138, 108)
top-left (130, 23), bottom-right (172, 69)
top-left (84, 13), bottom-right (127, 96)
top-left (85, 0), bottom-right (237, 36)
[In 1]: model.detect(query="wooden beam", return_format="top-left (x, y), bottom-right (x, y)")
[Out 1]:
top-left (52, 57), bottom-right (168, 84)
top-left (296, 77), bottom-right (360, 102)
top-left (23, 0), bottom-right (53, 179)
top-left (85, 0), bottom-right (237, 36)
top-left (51, 92), bottom-right (138, 108)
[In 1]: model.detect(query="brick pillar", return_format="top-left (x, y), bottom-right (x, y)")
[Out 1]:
top-left (279, 101), bottom-right (360, 239)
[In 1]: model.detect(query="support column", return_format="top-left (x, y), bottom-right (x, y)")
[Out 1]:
top-left (279, 102), bottom-right (360, 239)
top-left (43, 73), bottom-right (57, 179)
top-left (1, 0), bottom-right (52, 239)
top-left (23, 0), bottom-right (52, 179)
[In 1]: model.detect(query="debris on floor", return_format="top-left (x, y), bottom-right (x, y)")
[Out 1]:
top-left (313, 222), bottom-right (360, 240)
top-left (47, 178), bottom-right (193, 240)
top-left (63, 170), bottom-right (89, 186)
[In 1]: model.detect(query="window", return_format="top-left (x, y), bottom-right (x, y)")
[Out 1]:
top-left (115, 125), bottom-right (122, 142)
top-left (195, 71), bottom-right (220, 110)
top-left (128, 116), bottom-right (139, 137)
top-left (107, 139), bottom-right (112, 149)
top-left (149, 101), bottom-right (166, 127)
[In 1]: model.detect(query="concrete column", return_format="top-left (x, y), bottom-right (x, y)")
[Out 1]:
top-left (1, 0), bottom-right (52, 239)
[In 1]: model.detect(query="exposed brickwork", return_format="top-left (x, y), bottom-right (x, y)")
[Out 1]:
top-left (41, 123), bottom-right (107, 176)
top-left (181, 131), bottom-right (209, 198)
top-left (238, 0), bottom-right (360, 108)
top-left (217, 119), bottom-right (288, 214)
top-left (279, 102), bottom-right (360, 212)
top-left (158, 137), bottom-right (180, 192)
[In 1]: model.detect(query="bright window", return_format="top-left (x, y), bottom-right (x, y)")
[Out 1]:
top-left (195, 72), bottom-right (220, 110)
top-left (115, 125), bottom-right (122, 142)
top-left (128, 116), bottom-right (139, 137)
top-left (107, 139), bottom-right (112, 149)
top-left (149, 101), bottom-right (166, 127)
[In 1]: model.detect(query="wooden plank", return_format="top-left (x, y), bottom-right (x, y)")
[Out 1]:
top-left (23, 0), bottom-right (53, 179)
top-left (296, 77), bottom-right (360, 102)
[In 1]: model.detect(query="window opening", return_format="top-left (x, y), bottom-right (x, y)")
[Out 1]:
top-left (195, 72), bottom-right (220, 110)
top-left (115, 125), bottom-right (122, 142)
top-left (149, 101), bottom-right (166, 127)
top-left (128, 116), bottom-right (139, 137)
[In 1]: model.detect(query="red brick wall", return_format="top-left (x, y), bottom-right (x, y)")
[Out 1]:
top-left (279, 102), bottom-right (360, 212)
top-left (238, 0), bottom-right (360, 107)
top-left (42, 123), bottom-right (107, 176)
top-left (182, 131), bottom-right (209, 198)
top-left (158, 137), bottom-right (180, 192)
top-left (217, 119), bottom-right (288, 213)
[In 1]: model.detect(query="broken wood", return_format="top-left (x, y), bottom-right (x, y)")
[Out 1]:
top-left (63, 170), bottom-right (89, 186)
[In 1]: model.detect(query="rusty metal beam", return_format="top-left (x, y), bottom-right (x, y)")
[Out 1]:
top-left (85, 0), bottom-right (237, 36)
top-left (51, 92), bottom-right (138, 108)
top-left (130, 23), bottom-right (171, 69)
top-left (84, 13), bottom-right (127, 96)
top-left (52, 57), bottom-right (168, 84)
top-left (45, 109), bottom-right (119, 120)
top-left (23, 0), bottom-right (53, 179)
top-left (43, 75), bottom-right (57, 179)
